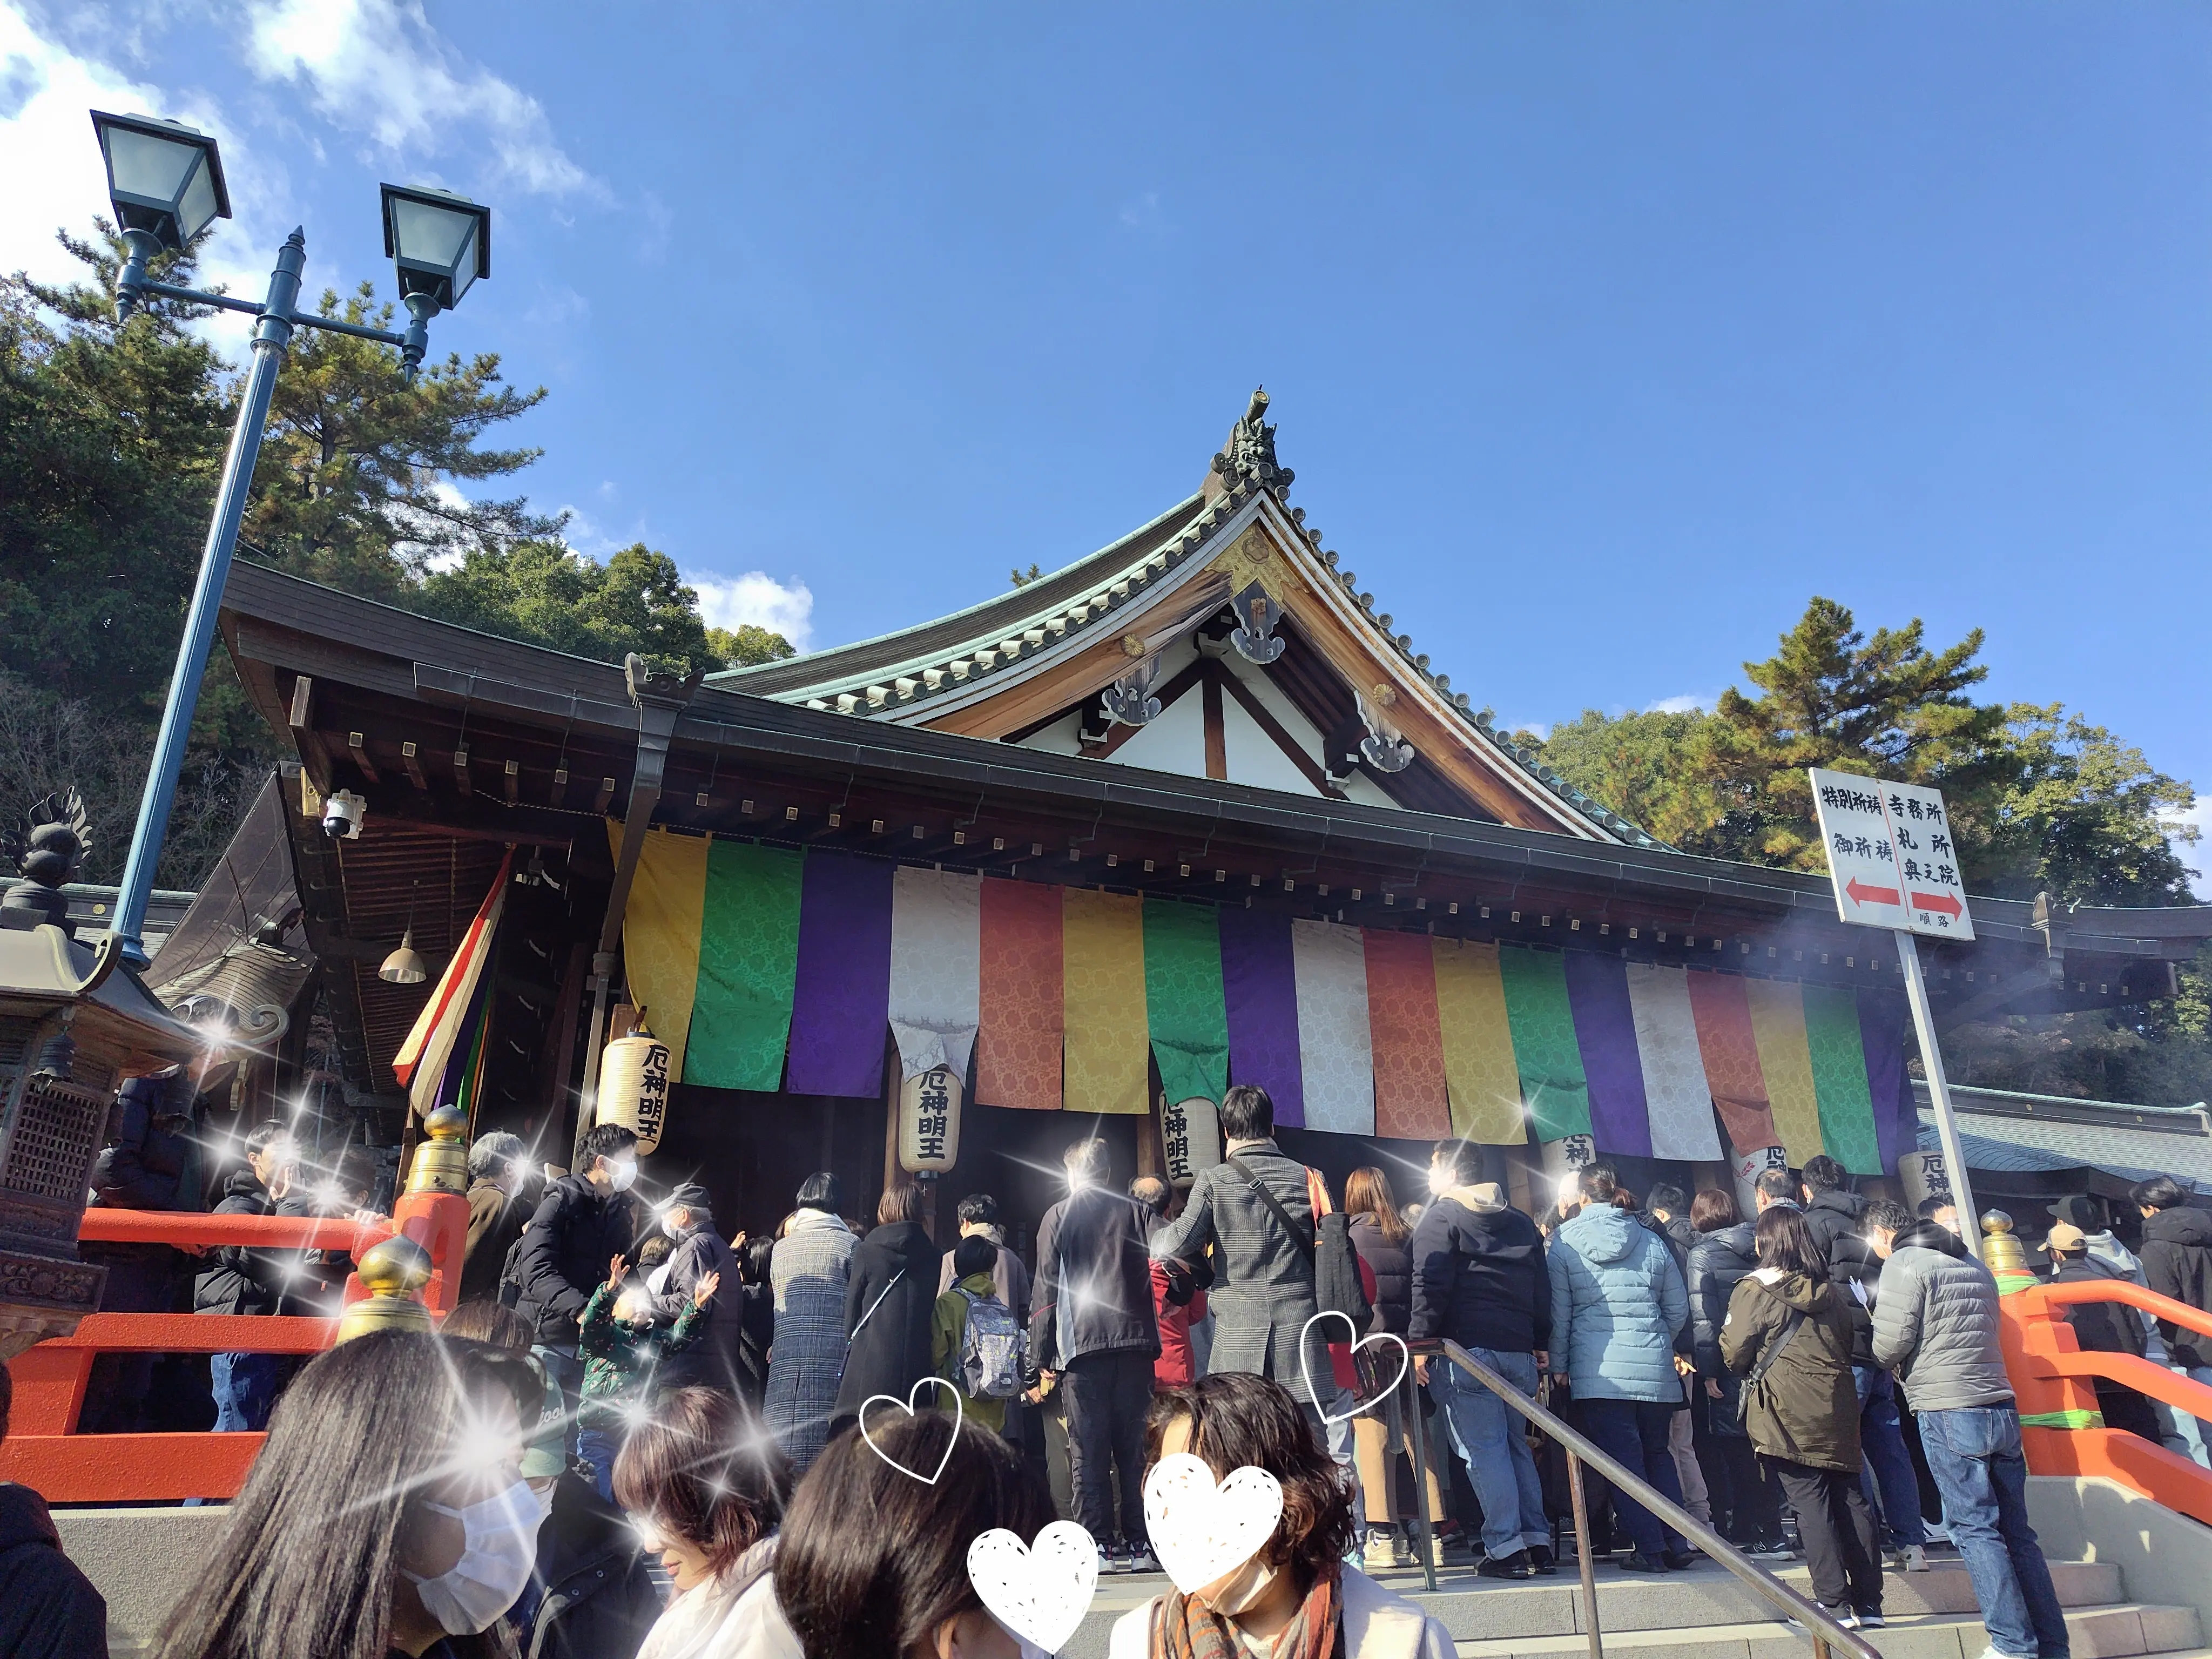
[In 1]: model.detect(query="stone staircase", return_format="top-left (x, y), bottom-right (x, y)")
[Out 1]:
top-left (1061, 1555), bottom-right (2206, 1659)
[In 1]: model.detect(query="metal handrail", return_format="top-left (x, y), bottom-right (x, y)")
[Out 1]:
top-left (1439, 1340), bottom-right (1883, 1659)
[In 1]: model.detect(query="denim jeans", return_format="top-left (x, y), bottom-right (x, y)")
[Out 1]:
top-left (210, 1350), bottom-right (279, 1432)
top-left (1429, 1351), bottom-right (1549, 1561)
top-left (576, 1427), bottom-right (619, 1501)
top-left (2154, 1365), bottom-right (2212, 1468)
top-left (1918, 1406), bottom-right (2070, 1658)
top-left (1577, 1398), bottom-right (1688, 1561)
top-left (1854, 1365), bottom-right (1927, 1547)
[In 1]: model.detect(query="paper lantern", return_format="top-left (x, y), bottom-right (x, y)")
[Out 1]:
top-left (597, 1022), bottom-right (671, 1156)
top-left (899, 1065), bottom-right (961, 1174)
top-left (1159, 1096), bottom-right (1222, 1189)
top-left (1896, 1149), bottom-right (1952, 1213)
top-left (1732, 1145), bottom-right (1790, 1222)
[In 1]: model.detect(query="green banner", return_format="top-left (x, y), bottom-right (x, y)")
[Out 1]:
top-left (1498, 945), bottom-right (1591, 1141)
top-left (686, 839), bottom-right (805, 1091)
top-left (1802, 984), bottom-right (1882, 1176)
top-left (1143, 898), bottom-right (1229, 1107)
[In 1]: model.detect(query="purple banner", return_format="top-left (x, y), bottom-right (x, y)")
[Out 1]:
top-left (785, 851), bottom-right (894, 1097)
top-left (1857, 988), bottom-right (1918, 1174)
top-left (1220, 905), bottom-right (1304, 1128)
top-left (1562, 952), bottom-right (1653, 1158)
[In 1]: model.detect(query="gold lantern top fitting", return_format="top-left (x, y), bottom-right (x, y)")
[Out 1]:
top-left (333, 1232), bottom-right (435, 1343)
top-left (405, 1103), bottom-right (470, 1196)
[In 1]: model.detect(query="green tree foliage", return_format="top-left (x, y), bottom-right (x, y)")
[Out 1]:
top-left (1, 228), bottom-right (791, 884)
top-left (1528, 709), bottom-right (1731, 854)
top-left (1010, 562), bottom-right (1042, 588)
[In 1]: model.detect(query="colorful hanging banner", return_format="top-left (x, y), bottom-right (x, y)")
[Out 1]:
top-left (688, 839), bottom-right (805, 1092)
top-left (393, 851), bottom-right (511, 1120)
top-left (1624, 964), bottom-right (1725, 1163)
top-left (1497, 945), bottom-right (1591, 1143)
top-left (1745, 976), bottom-right (1824, 1165)
top-left (786, 852), bottom-right (893, 1098)
top-left (1143, 899), bottom-right (1229, 1109)
top-left (607, 829), bottom-right (1919, 1170)
top-left (1221, 906), bottom-right (1304, 1127)
top-left (1365, 929), bottom-right (1449, 1141)
top-left (1432, 939), bottom-right (1525, 1145)
top-left (977, 876), bottom-right (1063, 1110)
top-left (1291, 919), bottom-right (1374, 1133)
top-left (889, 867), bottom-right (982, 1082)
top-left (1063, 888), bottom-right (1149, 1115)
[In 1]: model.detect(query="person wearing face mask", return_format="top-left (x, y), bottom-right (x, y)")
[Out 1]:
top-left (150, 1328), bottom-right (547, 1659)
top-left (1108, 1373), bottom-right (1453, 1659)
top-left (515, 1124), bottom-right (643, 1429)
top-left (773, 1412), bottom-right (1057, 1659)
top-left (617, 1387), bottom-right (795, 1659)
top-left (650, 1183), bottom-right (745, 1393)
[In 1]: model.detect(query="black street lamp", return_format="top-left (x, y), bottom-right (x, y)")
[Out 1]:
top-left (89, 110), bottom-right (496, 965)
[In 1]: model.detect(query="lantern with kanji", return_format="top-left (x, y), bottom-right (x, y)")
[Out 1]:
top-left (1159, 1095), bottom-right (1222, 1189)
top-left (898, 1065), bottom-right (961, 1175)
top-left (596, 1015), bottom-right (671, 1157)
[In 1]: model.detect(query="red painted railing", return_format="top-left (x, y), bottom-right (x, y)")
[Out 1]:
top-left (0, 1184), bottom-right (467, 1502)
top-left (2000, 1270), bottom-right (2212, 1526)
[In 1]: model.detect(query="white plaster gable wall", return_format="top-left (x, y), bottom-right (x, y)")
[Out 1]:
top-left (1109, 689), bottom-right (1211, 775)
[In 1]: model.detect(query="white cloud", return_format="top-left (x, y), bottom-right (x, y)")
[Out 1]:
top-left (2163, 794), bottom-right (2209, 888)
top-left (1645, 691), bottom-right (1718, 715)
top-left (688, 570), bottom-right (815, 654)
top-left (244, 0), bottom-right (602, 199)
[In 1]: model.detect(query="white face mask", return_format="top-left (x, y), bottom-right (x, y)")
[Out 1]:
top-left (605, 1158), bottom-right (638, 1194)
top-left (1198, 1555), bottom-right (1280, 1618)
top-left (402, 1479), bottom-right (547, 1634)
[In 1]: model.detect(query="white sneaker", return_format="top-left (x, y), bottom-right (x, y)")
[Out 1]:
top-left (1902, 1544), bottom-right (1928, 1572)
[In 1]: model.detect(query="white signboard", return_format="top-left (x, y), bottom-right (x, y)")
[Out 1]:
top-left (1808, 768), bottom-right (1975, 941)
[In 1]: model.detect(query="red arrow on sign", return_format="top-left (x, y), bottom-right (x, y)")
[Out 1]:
top-left (1845, 877), bottom-right (1902, 907)
top-left (1911, 890), bottom-right (1963, 918)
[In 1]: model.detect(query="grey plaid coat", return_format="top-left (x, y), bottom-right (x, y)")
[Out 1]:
top-left (765, 1208), bottom-right (855, 1473)
top-left (1150, 1141), bottom-right (1331, 1399)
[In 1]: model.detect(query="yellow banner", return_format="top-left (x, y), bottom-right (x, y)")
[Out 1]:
top-left (1433, 938), bottom-right (1525, 1145)
top-left (1744, 977), bottom-right (1824, 1164)
top-left (1062, 888), bottom-right (1149, 1115)
top-left (611, 825), bottom-right (710, 1082)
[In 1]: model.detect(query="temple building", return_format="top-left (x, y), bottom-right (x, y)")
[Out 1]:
top-left (208, 392), bottom-right (2212, 1244)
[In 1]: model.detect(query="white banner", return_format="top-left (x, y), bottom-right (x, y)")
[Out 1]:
top-left (888, 866), bottom-right (982, 1082)
top-left (1290, 919), bottom-right (1374, 1134)
top-left (1624, 962), bottom-right (1723, 1162)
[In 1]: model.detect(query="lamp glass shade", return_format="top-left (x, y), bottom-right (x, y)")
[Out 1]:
top-left (92, 111), bottom-right (229, 248)
top-left (381, 184), bottom-right (490, 310)
top-left (379, 929), bottom-right (428, 985)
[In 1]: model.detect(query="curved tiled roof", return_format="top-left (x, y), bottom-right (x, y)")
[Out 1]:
top-left (709, 401), bottom-right (1664, 849)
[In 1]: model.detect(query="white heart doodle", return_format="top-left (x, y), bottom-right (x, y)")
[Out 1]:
top-left (1141, 1452), bottom-right (1285, 1596)
top-left (857, 1375), bottom-right (963, 1485)
top-left (1297, 1310), bottom-right (1411, 1426)
top-left (967, 1521), bottom-right (1100, 1655)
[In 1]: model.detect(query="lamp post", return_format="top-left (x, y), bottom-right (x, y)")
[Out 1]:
top-left (90, 111), bottom-right (494, 967)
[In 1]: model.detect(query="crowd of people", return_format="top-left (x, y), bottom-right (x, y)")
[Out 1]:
top-left (14, 1078), bottom-right (2212, 1659)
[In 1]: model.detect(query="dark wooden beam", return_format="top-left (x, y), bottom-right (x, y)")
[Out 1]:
top-left (1201, 670), bottom-right (1226, 781)
top-left (346, 731), bottom-right (381, 785)
top-left (400, 740), bottom-right (428, 791)
top-left (1210, 661), bottom-right (1345, 800)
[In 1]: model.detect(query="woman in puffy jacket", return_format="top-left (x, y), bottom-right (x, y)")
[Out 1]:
top-left (1344, 1168), bottom-right (1446, 1570)
top-left (1547, 1165), bottom-right (1690, 1573)
top-left (1685, 1189), bottom-right (1783, 1554)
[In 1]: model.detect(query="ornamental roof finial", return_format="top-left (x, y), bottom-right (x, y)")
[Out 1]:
top-left (1209, 386), bottom-right (1293, 500)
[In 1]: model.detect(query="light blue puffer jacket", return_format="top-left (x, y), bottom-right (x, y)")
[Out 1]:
top-left (1548, 1204), bottom-right (1689, 1403)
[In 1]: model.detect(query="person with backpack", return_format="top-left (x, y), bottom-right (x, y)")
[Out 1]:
top-left (1034, 1137), bottom-right (1162, 1573)
top-left (933, 1233), bottom-right (1025, 1434)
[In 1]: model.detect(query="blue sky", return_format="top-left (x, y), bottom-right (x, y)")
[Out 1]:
top-left (5, 2), bottom-right (2204, 867)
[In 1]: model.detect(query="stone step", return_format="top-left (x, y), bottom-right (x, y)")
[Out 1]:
top-left (1448, 1601), bottom-right (2202, 1659)
top-left (1066, 1561), bottom-right (2169, 1656)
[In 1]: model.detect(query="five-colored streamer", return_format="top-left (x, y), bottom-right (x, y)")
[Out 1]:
top-left (615, 830), bottom-right (1917, 1174)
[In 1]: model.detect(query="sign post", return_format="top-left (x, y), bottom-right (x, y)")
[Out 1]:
top-left (1808, 768), bottom-right (1982, 1258)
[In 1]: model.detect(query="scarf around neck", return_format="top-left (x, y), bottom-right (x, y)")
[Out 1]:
top-left (1152, 1567), bottom-right (1341, 1659)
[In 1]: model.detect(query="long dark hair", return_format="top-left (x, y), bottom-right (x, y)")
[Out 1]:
top-left (615, 1387), bottom-right (787, 1579)
top-left (1343, 1166), bottom-right (1409, 1245)
top-left (1754, 1205), bottom-right (1829, 1283)
top-left (1145, 1373), bottom-right (1355, 1596)
top-left (152, 1331), bottom-right (541, 1659)
top-left (774, 1413), bottom-right (1054, 1658)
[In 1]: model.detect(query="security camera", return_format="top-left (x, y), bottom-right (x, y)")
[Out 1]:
top-left (322, 789), bottom-right (366, 840)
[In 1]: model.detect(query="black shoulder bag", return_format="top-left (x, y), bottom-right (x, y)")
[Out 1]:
top-left (1737, 1307), bottom-right (1806, 1425)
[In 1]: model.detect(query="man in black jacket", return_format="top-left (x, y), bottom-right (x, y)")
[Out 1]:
top-left (1409, 1138), bottom-right (1553, 1579)
top-left (2131, 1175), bottom-right (2212, 1466)
top-left (515, 1123), bottom-right (640, 1421)
top-left (1033, 1136), bottom-right (1160, 1573)
top-left (1799, 1156), bottom-right (1870, 1263)
top-left (0, 1365), bottom-right (107, 1659)
top-left (194, 1121), bottom-right (298, 1433)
